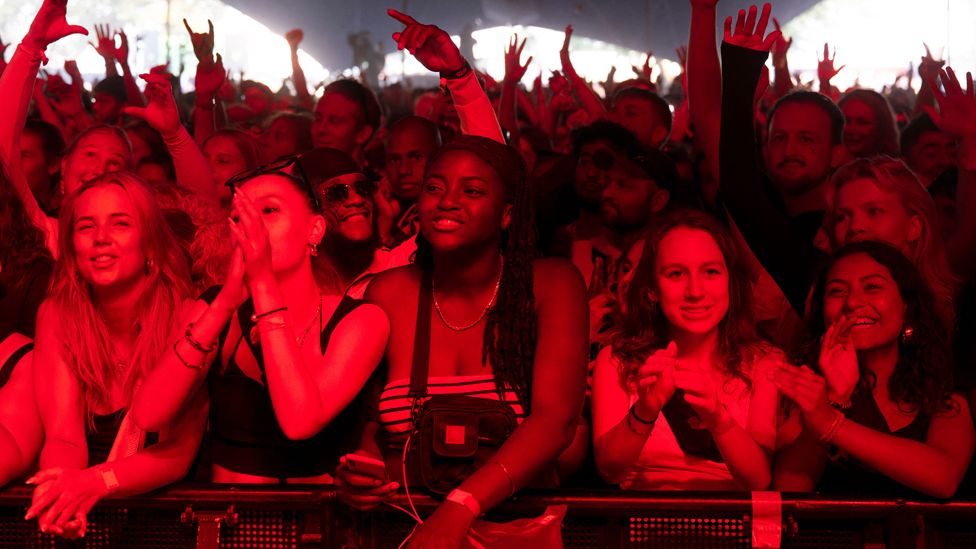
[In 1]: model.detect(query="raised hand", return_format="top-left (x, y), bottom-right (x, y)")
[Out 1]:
top-left (634, 341), bottom-right (678, 420)
top-left (818, 314), bottom-right (860, 404)
top-left (559, 25), bottom-right (579, 79)
top-left (505, 33), bottom-right (531, 84)
top-left (723, 3), bottom-right (780, 53)
top-left (675, 45), bottom-right (688, 74)
top-left (918, 42), bottom-right (945, 81)
top-left (193, 53), bottom-right (226, 102)
top-left (387, 9), bottom-right (466, 75)
top-left (769, 363), bottom-right (838, 438)
top-left (817, 43), bottom-right (845, 84)
top-left (63, 59), bottom-right (81, 86)
top-left (285, 28), bottom-right (303, 52)
top-left (89, 24), bottom-right (120, 61)
top-left (23, 0), bottom-right (89, 52)
top-left (632, 52), bottom-right (653, 82)
top-left (673, 359), bottom-right (729, 430)
top-left (924, 67), bottom-right (976, 139)
top-left (770, 18), bottom-right (792, 68)
top-left (228, 188), bottom-right (274, 285)
top-left (183, 19), bottom-right (215, 65)
top-left (121, 73), bottom-right (182, 136)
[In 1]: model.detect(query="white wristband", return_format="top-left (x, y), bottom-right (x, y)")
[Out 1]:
top-left (446, 489), bottom-right (481, 518)
top-left (99, 467), bottom-right (120, 495)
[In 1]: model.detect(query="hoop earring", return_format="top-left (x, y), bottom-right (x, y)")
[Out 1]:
top-left (308, 242), bottom-right (318, 257)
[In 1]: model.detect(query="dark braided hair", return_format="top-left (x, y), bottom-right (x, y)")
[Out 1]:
top-left (414, 136), bottom-right (538, 408)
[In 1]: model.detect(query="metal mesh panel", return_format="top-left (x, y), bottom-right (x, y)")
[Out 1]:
top-left (562, 515), bottom-right (613, 548)
top-left (782, 520), bottom-right (862, 549)
top-left (626, 514), bottom-right (749, 548)
top-left (220, 510), bottom-right (301, 549)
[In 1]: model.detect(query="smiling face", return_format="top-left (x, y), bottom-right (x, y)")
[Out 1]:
top-left (238, 174), bottom-right (324, 275)
top-left (61, 130), bottom-right (131, 196)
top-left (842, 99), bottom-right (881, 157)
top-left (71, 184), bottom-right (146, 290)
top-left (822, 253), bottom-right (905, 352)
top-left (652, 227), bottom-right (730, 338)
top-left (418, 150), bottom-right (511, 255)
top-left (317, 173), bottom-right (376, 245)
top-left (832, 177), bottom-right (921, 251)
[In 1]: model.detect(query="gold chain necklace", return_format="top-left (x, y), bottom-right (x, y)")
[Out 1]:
top-left (432, 257), bottom-right (504, 332)
top-left (295, 293), bottom-right (323, 348)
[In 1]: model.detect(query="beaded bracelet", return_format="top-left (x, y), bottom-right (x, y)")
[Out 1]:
top-left (251, 306), bottom-right (287, 322)
top-left (440, 60), bottom-right (472, 81)
top-left (184, 322), bottom-right (215, 353)
top-left (173, 340), bottom-right (204, 370)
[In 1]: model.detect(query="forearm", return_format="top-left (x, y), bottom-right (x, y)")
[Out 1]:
top-left (516, 88), bottom-right (539, 126)
top-left (568, 72), bottom-right (607, 121)
top-left (163, 125), bottom-right (219, 204)
top-left (593, 410), bottom-right (654, 484)
top-left (773, 64), bottom-right (792, 99)
top-left (0, 44), bottom-right (42, 167)
top-left (455, 410), bottom-right (577, 513)
top-left (446, 70), bottom-right (505, 143)
top-left (193, 100), bottom-right (216, 144)
top-left (711, 421), bottom-right (772, 490)
top-left (913, 82), bottom-right (936, 117)
top-left (772, 429), bottom-right (826, 491)
top-left (0, 427), bottom-right (28, 485)
top-left (291, 51), bottom-right (313, 108)
top-left (688, 4), bottom-right (722, 179)
top-left (120, 63), bottom-right (145, 107)
top-left (833, 420), bottom-right (967, 498)
top-left (499, 78), bottom-right (520, 142)
top-left (39, 439), bottom-right (87, 471)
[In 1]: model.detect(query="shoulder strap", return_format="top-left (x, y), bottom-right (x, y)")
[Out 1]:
top-left (319, 296), bottom-right (363, 350)
top-left (408, 271), bottom-right (433, 399)
top-left (0, 341), bottom-right (33, 389)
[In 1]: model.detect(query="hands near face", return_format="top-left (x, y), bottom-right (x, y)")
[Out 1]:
top-left (819, 314), bottom-right (860, 404)
top-left (388, 9), bottom-right (466, 75)
top-left (227, 188), bottom-right (274, 286)
top-left (723, 3), bottom-right (780, 53)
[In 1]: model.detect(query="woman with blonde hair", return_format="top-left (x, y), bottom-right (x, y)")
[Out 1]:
top-left (826, 156), bottom-right (959, 327)
top-left (26, 172), bottom-right (203, 538)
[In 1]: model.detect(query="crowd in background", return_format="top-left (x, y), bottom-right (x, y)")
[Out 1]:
top-left (1, 0), bottom-right (975, 545)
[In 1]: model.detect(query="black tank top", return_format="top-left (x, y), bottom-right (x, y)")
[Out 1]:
top-left (200, 287), bottom-right (371, 480)
top-left (818, 389), bottom-right (931, 497)
top-left (0, 330), bottom-right (32, 390)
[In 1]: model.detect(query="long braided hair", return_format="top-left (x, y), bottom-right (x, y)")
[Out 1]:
top-left (414, 136), bottom-right (538, 408)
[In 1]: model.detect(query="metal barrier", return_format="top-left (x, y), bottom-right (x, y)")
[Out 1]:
top-left (2, 485), bottom-right (975, 548)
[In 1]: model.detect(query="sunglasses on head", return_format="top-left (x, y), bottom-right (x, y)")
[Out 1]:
top-left (320, 178), bottom-right (378, 204)
top-left (224, 155), bottom-right (320, 211)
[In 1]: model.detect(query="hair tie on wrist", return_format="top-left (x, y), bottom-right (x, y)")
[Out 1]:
top-left (251, 306), bottom-right (287, 322)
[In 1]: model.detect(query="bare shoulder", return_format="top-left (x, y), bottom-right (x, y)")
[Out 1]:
top-left (531, 257), bottom-right (586, 303)
top-left (364, 265), bottom-right (420, 308)
top-left (338, 302), bottom-right (391, 337)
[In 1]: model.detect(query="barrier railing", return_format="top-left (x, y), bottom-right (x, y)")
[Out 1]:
top-left (2, 484), bottom-right (975, 548)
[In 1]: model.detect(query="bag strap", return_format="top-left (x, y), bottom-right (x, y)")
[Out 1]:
top-left (408, 270), bottom-right (433, 399)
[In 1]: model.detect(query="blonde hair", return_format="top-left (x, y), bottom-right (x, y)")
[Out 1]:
top-left (48, 172), bottom-right (191, 418)
top-left (827, 156), bottom-right (958, 327)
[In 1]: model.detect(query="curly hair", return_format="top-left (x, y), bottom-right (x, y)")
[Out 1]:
top-left (805, 241), bottom-right (956, 417)
top-left (414, 136), bottom-right (537, 408)
top-left (611, 209), bottom-right (767, 392)
top-left (0, 166), bottom-right (53, 284)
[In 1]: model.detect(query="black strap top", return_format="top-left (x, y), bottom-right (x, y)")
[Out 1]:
top-left (200, 287), bottom-right (371, 479)
top-left (819, 389), bottom-right (931, 497)
top-left (0, 331), bottom-right (32, 391)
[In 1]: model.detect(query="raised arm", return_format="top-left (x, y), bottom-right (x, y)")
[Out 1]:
top-left (816, 43), bottom-right (844, 101)
top-left (89, 24), bottom-right (118, 78)
top-left (719, 5), bottom-right (818, 316)
top-left (285, 29), bottom-right (314, 109)
top-left (388, 9), bottom-right (504, 143)
top-left (913, 44), bottom-right (944, 117)
top-left (923, 67), bottom-right (976, 278)
top-left (559, 25), bottom-right (607, 122)
top-left (770, 18), bottom-right (793, 99)
top-left (499, 34), bottom-right (531, 142)
top-left (114, 29), bottom-right (146, 107)
top-left (687, 0), bottom-right (723, 192)
top-left (122, 73), bottom-right (219, 205)
top-left (184, 19), bottom-right (223, 144)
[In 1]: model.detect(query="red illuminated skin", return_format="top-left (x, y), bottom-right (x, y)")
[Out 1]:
top-left (830, 178), bottom-right (922, 251)
top-left (312, 92), bottom-right (372, 158)
top-left (338, 146), bottom-right (587, 548)
top-left (60, 130), bottom-right (131, 197)
top-left (0, 333), bottom-right (43, 487)
top-left (385, 119), bottom-right (439, 204)
top-left (773, 253), bottom-right (974, 498)
top-left (133, 174), bottom-right (388, 485)
top-left (592, 226), bottom-right (784, 490)
top-left (203, 135), bottom-right (248, 201)
top-left (841, 99), bottom-right (881, 158)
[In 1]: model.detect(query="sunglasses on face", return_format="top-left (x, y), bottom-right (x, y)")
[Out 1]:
top-left (224, 155), bottom-right (320, 211)
top-left (320, 178), bottom-right (378, 204)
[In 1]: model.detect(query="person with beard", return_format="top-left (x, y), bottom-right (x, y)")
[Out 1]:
top-left (384, 116), bottom-right (441, 244)
top-left (574, 146), bottom-right (675, 356)
top-left (300, 148), bottom-right (415, 299)
top-left (719, 4), bottom-right (846, 316)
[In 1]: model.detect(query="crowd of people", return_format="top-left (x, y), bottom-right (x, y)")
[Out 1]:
top-left (1, 0), bottom-right (975, 545)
